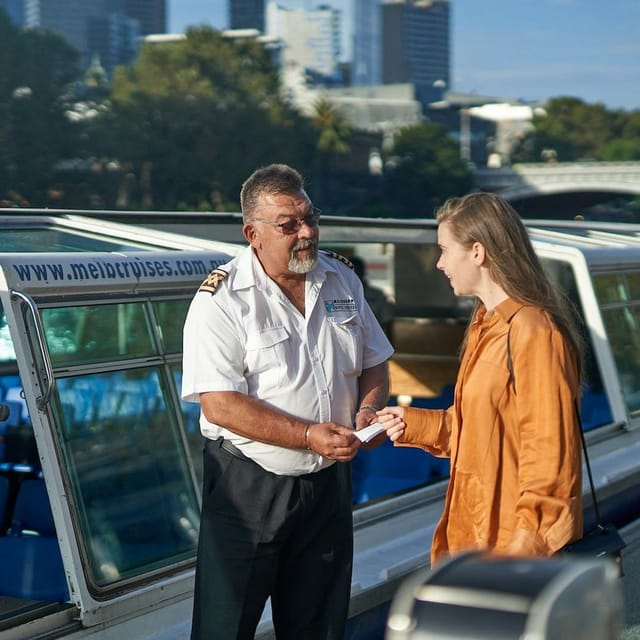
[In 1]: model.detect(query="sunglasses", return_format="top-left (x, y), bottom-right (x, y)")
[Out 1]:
top-left (252, 209), bottom-right (321, 235)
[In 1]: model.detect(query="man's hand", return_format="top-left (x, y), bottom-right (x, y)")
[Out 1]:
top-left (306, 422), bottom-right (360, 461)
top-left (355, 406), bottom-right (386, 449)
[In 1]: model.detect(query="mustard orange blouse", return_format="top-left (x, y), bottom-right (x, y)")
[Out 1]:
top-left (397, 297), bottom-right (583, 565)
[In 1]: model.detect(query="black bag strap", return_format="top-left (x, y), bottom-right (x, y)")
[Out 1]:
top-left (506, 326), bottom-right (603, 528)
top-left (574, 401), bottom-right (604, 527)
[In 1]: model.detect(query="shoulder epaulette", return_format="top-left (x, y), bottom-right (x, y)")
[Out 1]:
top-left (198, 268), bottom-right (228, 295)
top-left (321, 249), bottom-right (354, 269)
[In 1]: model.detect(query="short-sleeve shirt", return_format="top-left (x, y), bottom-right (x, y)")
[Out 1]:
top-left (182, 246), bottom-right (394, 475)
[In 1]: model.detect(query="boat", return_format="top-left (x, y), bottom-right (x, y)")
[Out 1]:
top-left (1, 208), bottom-right (639, 639)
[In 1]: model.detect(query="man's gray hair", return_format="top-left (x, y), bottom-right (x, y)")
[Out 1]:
top-left (240, 164), bottom-right (305, 222)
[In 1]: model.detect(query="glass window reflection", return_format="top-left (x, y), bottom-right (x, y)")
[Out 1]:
top-left (54, 368), bottom-right (199, 587)
top-left (0, 306), bottom-right (17, 364)
top-left (627, 273), bottom-right (640, 300)
top-left (171, 363), bottom-right (203, 486)
top-left (42, 303), bottom-right (156, 366)
top-left (601, 306), bottom-right (640, 414)
top-left (153, 299), bottom-right (191, 354)
top-left (594, 273), bottom-right (627, 304)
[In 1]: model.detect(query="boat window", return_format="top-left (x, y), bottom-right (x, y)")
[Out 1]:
top-left (35, 296), bottom-right (199, 592)
top-left (322, 242), bottom-right (461, 504)
top-left (171, 362), bottom-right (203, 484)
top-left (0, 306), bottom-right (36, 469)
top-left (601, 306), bottom-right (640, 414)
top-left (0, 226), bottom-right (157, 253)
top-left (1, 291), bottom-right (200, 599)
top-left (350, 248), bottom-right (617, 505)
top-left (627, 273), bottom-right (640, 299)
top-left (0, 309), bottom-right (16, 364)
top-left (594, 273), bottom-right (628, 303)
top-left (53, 368), bottom-right (198, 587)
top-left (152, 299), bottom-right (191, 354)
top-left (594, 270), bottom-right (640, 416)
top-left (41, 303), bottom-right (157, 366)
top-left (541, 259), bottom-right (613, 430)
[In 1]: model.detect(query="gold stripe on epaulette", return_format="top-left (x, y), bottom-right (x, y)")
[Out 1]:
top-left (199, 268), bottom-right (228, 294)
top-left (321, 249), bottom-right (353, 269)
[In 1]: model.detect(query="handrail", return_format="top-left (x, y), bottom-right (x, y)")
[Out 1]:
top-left (10, 289), bottom-right (55, 410)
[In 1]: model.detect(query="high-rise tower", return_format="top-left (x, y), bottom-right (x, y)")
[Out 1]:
top-left (266, 1), bottom-right (341, 80)
top-left (230, 0), bottom-right (265, 33)
top-left (123, 0), bottom-right (165, 35)
top-left (24, 0), bottom-right (89, 58)
top-left (1, 0), bottom-right (25, 25)
top-left (22, 0), bottom-right (166, 73)
top-left (353, 0), bottom-right (381, 86)
top-left (382, 0), bottom-right (449, 103)
top-left (353, 0), bottom-right (450, 104)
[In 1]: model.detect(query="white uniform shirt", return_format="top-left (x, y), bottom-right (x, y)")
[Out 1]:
top-left (182, 246), bottom-right (394, 475)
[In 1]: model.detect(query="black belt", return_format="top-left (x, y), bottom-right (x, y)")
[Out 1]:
top-left (218, 437), bottom-right (250, 461)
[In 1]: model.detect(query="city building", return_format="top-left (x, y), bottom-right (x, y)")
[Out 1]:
top-left (424, 90), bottom-right (544, 166)
top-left (221, 27), bottom-right (283, 66)
top-left (87, 12), bottom-right (140, 74)
top-left (230, 0), bottom-right (265, 33)
top-left (124, 0), bottom-right (165, 35)
top-left (353, 0), bottom-right (450, 105)
top-left (24, 0), bottom-right (90, 59)
top-left (353, 0), bottom-right (381, 86)
top-left (1, 0), bottom-right (24, 25)
top-left (381, 0), bottom-right (450, 105)
top-left (321, 83), bottom-right (423, 144)
top-left (20, 0), bottom-right (166, 74)
top-left (266, 1), bottom-right (342, 83)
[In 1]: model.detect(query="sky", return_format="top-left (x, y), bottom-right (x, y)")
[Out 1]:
top-left (168, 0), bottom-right (640, 111)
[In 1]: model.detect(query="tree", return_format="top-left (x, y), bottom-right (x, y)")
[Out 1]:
top-left (0, 11), bottom-right (80, 205)
top-left (600, 138), bottom-right (640, 161)
top-left (312, 97), bottom-right (351, 156)
top-left (601, 110), bottom-right (640, 160)
top-left (310, 97), bottom-right (351, 208)
top-left (92, 27), bottom-right (316, 210)
top-left (384, 122), bottom-right (472, 217)
top-left (511, 97), bottom-right (638, 163)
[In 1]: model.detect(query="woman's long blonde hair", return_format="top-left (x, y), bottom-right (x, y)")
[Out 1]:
top-left (437, 192), bottom-right (584, 379)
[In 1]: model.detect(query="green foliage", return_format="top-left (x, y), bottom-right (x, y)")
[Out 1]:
top-left (94, 27), bottom-right (316, 210)
top-left (309, 97), bottom-right (352, 208)
top-left (384, 122), bottom-right (473, 217)
top-left (600, 138), bottom-right (640, 161)
top-left (601, 111), bottom-right (640, 159)
top-left (511, 97), bottom-right (640, 163)
top-left (1, 5), bottom-right (638, 213)
top-left (312, 98), bottom-right (351, 155)
top-left (0, 10), bottom-right (80, 205)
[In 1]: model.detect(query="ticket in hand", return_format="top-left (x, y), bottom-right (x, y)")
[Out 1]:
top-left (354, 423), bottom-right (386, 443)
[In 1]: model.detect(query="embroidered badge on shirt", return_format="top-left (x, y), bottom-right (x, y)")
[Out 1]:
top-left (198, 268), bottom-right (228, 295)
top-left (325, 298), bottom-right (357, 313)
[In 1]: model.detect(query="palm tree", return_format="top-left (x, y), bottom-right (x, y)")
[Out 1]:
top-left (311, 97), bottom-right (351, 208)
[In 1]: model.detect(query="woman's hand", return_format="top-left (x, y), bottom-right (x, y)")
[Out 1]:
top-left (376, 406), bottom-right (406, 442)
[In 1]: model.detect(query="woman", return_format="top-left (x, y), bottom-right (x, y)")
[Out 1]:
top-left (377, 192), bottom-right (584, 565)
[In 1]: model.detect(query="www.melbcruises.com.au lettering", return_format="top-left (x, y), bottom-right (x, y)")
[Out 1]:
top-left (11, 256), bottom-right (226, 282)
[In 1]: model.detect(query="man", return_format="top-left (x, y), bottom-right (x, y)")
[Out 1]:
top-left (182, 163), bottom-right (393, 640)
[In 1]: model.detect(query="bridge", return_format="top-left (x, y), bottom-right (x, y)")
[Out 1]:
top-left (473, 161), bottom-right (640, 200)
